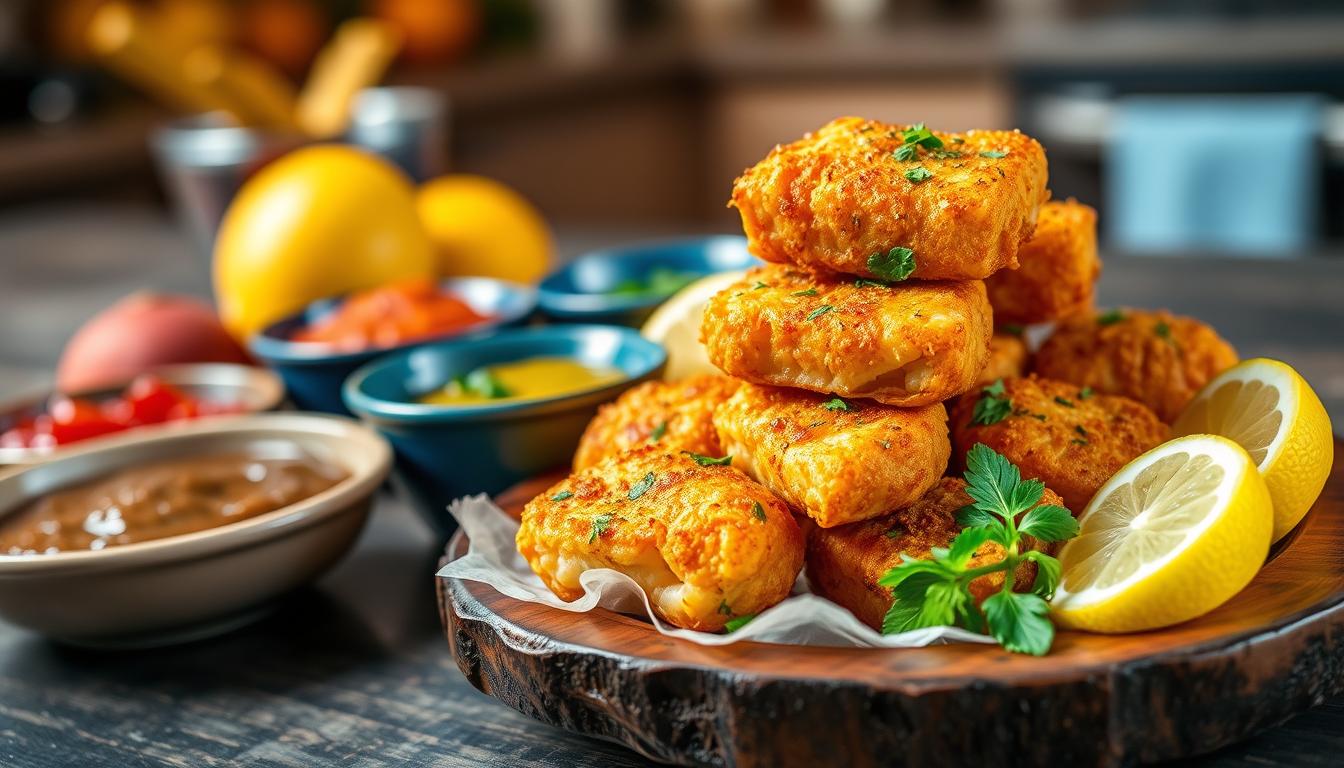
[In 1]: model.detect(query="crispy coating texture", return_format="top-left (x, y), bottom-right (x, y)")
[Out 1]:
top-left (713, 383), bottom-right (950, 528)
top-left (985, 199), bottom-right (1101, 325)
top-left (950, 375), bottom-right (1168, 514)
top-left (701, 264), bottom-right (992, 407)
top-left (975, 332), bottom-right (1030, 388)
top-left (806, 478), bottom-right (1062, 631)
top-left (573, 375), bottom-right (742, 470)
top-left (517, 447), bottom-right (803, 632)
top-left (731, 117), bottom-right (1049, 281)
top-left (1034, 309), bottom-right (1240, 422)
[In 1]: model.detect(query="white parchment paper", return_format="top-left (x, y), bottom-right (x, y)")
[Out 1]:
top-left (437, 494), bottom-right (995, 648)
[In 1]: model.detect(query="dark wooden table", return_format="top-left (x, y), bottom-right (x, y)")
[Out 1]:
top-left (1, 204), bottom-right (1342, 767)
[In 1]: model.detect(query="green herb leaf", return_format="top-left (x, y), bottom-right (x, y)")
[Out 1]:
top-left (806, 304), bottom-right (835, 321)
top-left (821, 397), bottom-right (852, 412)
top-left (1079, 386), bottom-right (1094, 400)
top-left (751, 501), bottom-right (767, 522)
top-left (880, 570), bottom-right (945, 634)
top-left (589, 513), bottom-right (612, 543)
top-left (946, 525), bottom-right (995, 567)
top-left (971, 380), bottom-right (1012, 426)
top-left (1075, 425), bottom-right (1088, 437)
top-left (753, 281), bottom-right (769, 289)
top-left (918, 580), bottom-right (972, 629)
top-left (682, 451), bottom-right (732, 467)
top-left (718, 600), bottom-right (733, 616)
top-left (1000, 323), bottom-right (1025, 336)
top-left (791, 288), bottom-right (819, 297)
top-left (904, 166), bottom-right (933, 183)
top-left (1025, 551), bottom-right (1063, 599)
top-left (649, 420), bottom-right (668, 442)
top-left (1155, 320), bottom-right (1172, 339)
top-left (1097, 309), bottom-right (1125, 326)
top-left (900, 123), bottom-right (944, 150)
top-left (458, 368), bottom-right (512, 399)
top-left (951, 136), bottom-right (965, 144)
top-left (979, 150), bottom-right (1008, 159)
top-left (550, 490), bottom-right (573, 501)
top-left (627, 472), bottom-right (655, 500)
top-left (867, 247), bottom-right (916, 282)
top-left (1017, 505), bottom-right (1079, 542)
top-left (893, 144), bottom-right (919, 162)
top-left (1054, 396), bottom-right (1074, 407)
top-left (982, 590), bottom-right (1054, 656)
top-left (853, 278), bottom-right (891, 288)
top-left (724, 614), bottom-right (755, 632)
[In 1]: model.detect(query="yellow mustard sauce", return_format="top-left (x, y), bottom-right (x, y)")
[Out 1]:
top-left (420, 356), bottom-right (624, 405)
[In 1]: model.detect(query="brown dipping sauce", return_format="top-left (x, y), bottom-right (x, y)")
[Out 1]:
top-left (0, 453), bottom-right (348, 555)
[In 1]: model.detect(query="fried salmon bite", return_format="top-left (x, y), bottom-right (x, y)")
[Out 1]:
top-left (974, 332), bottom-right (1029, 388)
top-left (701, 264), bottom-right (992, 407)
top-left (517, 447), bottom-right (803, 632)
top-left (1034, 308), bottom-right (1239, 422)
top-left (573, 375), bottom-right (741, 470)
top-left (950, 375), bottom-right (1168, 514)
top-left (985, 199), bottom-right (1100, 325)
top-left (712, 383), bottom-right (950, 528)
top-left (730, 117), bottom-right (1048, 281)
top-left (806, 478), bottom-right (1064, 631)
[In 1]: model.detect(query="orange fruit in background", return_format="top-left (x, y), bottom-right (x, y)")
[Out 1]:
top-left (416, 175), bottom-right (553, 284)
top-left (237, 0), bottom-right (327, 80)
top-left (213, 145), bottom-right (436, 341)
top-left (369, 0), bottom-right (480, 64)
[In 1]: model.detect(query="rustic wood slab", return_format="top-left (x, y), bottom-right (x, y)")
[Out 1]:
top-left (438, 437), bottom-right (1344, 767)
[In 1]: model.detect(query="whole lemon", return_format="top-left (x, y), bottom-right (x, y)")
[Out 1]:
top-left (416, 175), bottom-right (552, 284)
top-left (214, 145), bottom-right (436, 340)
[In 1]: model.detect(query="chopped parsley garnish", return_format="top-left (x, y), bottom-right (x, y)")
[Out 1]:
top-left (929, 149), bottom-right (963, 160)
top-left (867, 246), bottom-right (916, 282)
top-left (884, 523), bottom-right (906, 539)
top-left (1097, 309), bottom-right (1125, 325)
top-left (879, 443), bottom-right (1079, 655)
top-left (753, 281), bottom-right (769, 289)
top-left (1155, 320), bottom-right (1172, 339)
top-left (589, 513), bottom-right (612, 543)
top-left (1079, 386), bottom-right (1094, 400)
top-left (791, 288), bottom-right (819, 297)
top-left (1071, 438), bottom-right (1089, 446)
top-left (751, 501), bottom-right (767, 522)
top-left (723, 614), bottom-right (755, 632)
top-left (1000, 323), bottom-right (1025, 336)
top-left (821, 397), bottom-right (853, 412)
top-left (893, 144), bottom-right (920, 162)
top-left (550, 490), bottom-right (573, 501)
top-left (971, 379), bottom-right (1012, 426)
top-left (682, 451), bottom-right (732, 467)
top-left (951, 136), bottom-right (965, 144)
top-left (853, 278), bottom-right (892, 288)
top-left (904, 166), bottom-right (934, 183)
top-left (627, 472), bottom-right (655, 500)
top-left (979, 150), bottom-right (1008, 159)
top-left (893, 123), bottom-right (944, 162)
top-left (649, 420), bottom-right (667, 442)
top-left (806, 304), bottom-right (835, 321)
top-left (1030, 413), bottom-right (1048, 421)
top-left (1054, 396), bottom-right (1074, 408)
top-left (1075, 425), bottom-right (1088, 437)
top-left (455, 368), bottom-right (511, 399)
top-left (718, 601), bottom-right (733, 616)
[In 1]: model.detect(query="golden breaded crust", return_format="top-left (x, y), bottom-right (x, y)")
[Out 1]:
top-left (731, 117), bottom-right (1049, 281)
top-left (985, 199), bottom-right (1101, 325)
top-left (517, 446), bottom-right (803, 632)
top-left (701, 264), bottom-right (992, 407)
top-left (949, 375), bottom-right (1168, 514)
top-left (573, 375), bottom-right (741, 470)
top-left (975, 332), bottom-right (1030, 388)
top-left (1034, 308), bottom-right (1239, 422)
top-left (806, 477), bottom-right (1062, 631)
top-left (713, 383), bottom-right (949, 528)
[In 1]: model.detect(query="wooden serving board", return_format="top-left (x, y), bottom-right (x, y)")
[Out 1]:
top-left (437, 438), bottom-right (1344, 768)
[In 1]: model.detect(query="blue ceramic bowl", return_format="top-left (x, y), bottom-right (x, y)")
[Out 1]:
top-left (342, 325), bottom-right (666, 538)
top-left (249, 277), bottom-right (536, 415)
top-left (537, 235), bottom-right (760, 326)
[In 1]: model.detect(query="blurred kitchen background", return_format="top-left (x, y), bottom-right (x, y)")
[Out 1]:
top-left (1, 0), bottom-right (1342, 386)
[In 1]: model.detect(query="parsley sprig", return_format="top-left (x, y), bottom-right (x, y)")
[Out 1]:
top-left (878, 444), bottom-right (1079, 655)
top-left (971, 379), bottom-right (1012, 426)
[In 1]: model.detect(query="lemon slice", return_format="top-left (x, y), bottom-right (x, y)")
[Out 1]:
top-left (640, 270), bottom-right (744, 382)
top-left (1051, 435), bottom-right (1272, 633)
top-left (1172, 358), bottom-right (1334, 542)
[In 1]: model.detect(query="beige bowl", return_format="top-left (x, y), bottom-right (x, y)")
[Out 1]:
top-left (0, 413), bottom-right (391, 647)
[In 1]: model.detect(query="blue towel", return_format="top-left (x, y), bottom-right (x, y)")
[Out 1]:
top-left (1106, 95), bottom-right (1323, 256)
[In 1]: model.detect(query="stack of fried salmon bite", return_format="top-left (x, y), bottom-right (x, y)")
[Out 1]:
top-left (516, 117), bottom-right (1240, 633)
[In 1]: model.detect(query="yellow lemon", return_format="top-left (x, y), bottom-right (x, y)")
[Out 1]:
top-left (416, 175), bottom-right (552, 284)
top-left (1172, 358), bottom-right (1334, 541)
top-left (640, 270), bottom-right (744, 382)
top-left (213, 145), bottom-right (435, 341)
top-left (1051, 435), bottom-right (1273, 634)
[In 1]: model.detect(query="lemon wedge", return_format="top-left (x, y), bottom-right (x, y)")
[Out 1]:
top-left (640, 270), bottom-right (744, 381)
top-left (1051, 435), bottom-right (1272, 633)
top-left (1172, 358), bottom-right (1334, 542)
